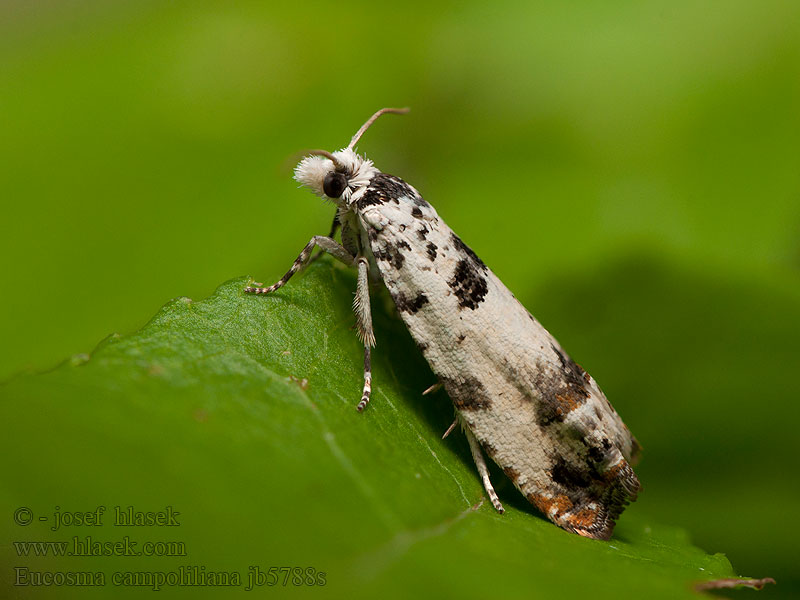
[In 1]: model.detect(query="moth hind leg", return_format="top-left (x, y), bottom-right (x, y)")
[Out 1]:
top-left (465, 428), bottom-right (504, 513)
top-left (244, 235), bottom-right (355, 295)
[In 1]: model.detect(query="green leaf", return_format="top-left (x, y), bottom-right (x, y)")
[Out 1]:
top-left (1, 258), bottom-right (745, 598)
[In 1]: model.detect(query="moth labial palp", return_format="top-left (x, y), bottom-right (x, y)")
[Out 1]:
top-left (245, 107), bottom-right (641, 540)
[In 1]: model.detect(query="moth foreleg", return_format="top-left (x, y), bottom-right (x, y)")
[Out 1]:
top-left (465, 428), bottom-right (505, 513)
top-left (308, 213), bottom-right (341, 267)
top-left (354, 256), bottom-right (375, 412)
top-left (244, 236), bottom-right (354, 295)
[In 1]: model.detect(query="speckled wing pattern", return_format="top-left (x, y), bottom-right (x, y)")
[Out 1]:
top-left (354, 173), bottom-right (641, 539)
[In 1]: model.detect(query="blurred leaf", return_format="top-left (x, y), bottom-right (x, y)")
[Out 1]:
top-left (0, 259), bottom-right (746, 598)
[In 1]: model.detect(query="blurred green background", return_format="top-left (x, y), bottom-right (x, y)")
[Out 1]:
top-left (1, 0), bottom-right (799, 597)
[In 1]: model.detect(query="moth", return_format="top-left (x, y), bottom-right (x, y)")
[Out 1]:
top-left (246, 108), bottom-right (641, 539)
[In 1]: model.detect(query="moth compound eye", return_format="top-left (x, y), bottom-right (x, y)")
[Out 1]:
top-left (323, 171), bottom-right (348, 198)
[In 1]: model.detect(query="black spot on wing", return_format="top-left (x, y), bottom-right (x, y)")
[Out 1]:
top-left (550, 345), bottom-right (592, 412)
top-left (582, 436), bottom-right (619, 474)
top-left (551, 458), bottom-right (593, 489)
top-left (543, 455), bottom-right (640, 540)
top-left (534, 380), bottom-right (590, 427)
top-left (530, 347), bottom-right (592, 427)
top-left (357, 173), bottom-right (425, 211)
top-left (551, 343), bottom-right (591, 388)
top-left (394, 291), bottom-right (429, 314)
top-left (549, 453), bottom-right (639, 528)
top-left (373, 242), bottom-right (404, 270)
top-left (412, 196), bottom-right (429, 207)
top-left (426, 242), bottom-right (437, 261)
top-left (411, 206), bottom-right (423, 218)
top-left (358, 190), bottom-right (386, 209)
top-left (451, 233), bottom-right (487, 272)
top-left (448, 259), bottom-right (488, 310)
top-left (587, 445), bottom-right (605, 464)
top-left (441, 375), bottom-right (492, 411)
top-left (397, 240), bottom-right (411, 251)
top-left (417, 225), bottom-right (429, 240)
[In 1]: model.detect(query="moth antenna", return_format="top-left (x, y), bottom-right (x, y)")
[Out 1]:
top-left (348, 107), bottom-right (410, 150)
top-left (305, 149), bottom-right (346, 171)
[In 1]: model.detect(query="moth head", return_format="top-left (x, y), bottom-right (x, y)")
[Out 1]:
top-left (293, 148), bottom-right (366, 204)
top-left (293, 107), bottom-right (409, 204)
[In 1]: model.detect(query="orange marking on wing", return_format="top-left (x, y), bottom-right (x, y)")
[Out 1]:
top-left (528, 492), bottom-right (573, 516)
top-left (602, 462), bottom-right (624, 482)
top-left (565, 507), bottom-right (601, 531)
top-left (552, 390), bottom-right (585, 419)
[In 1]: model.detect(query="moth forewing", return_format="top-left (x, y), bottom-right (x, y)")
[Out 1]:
top-left (246, 108), bottom-right (640, 539)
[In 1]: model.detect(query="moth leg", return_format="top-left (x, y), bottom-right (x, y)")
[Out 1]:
top-left (357, 347), bottom-right (372, 412)
top-left (244, 236), bottom-right (354, 294)
top-left (308, 213), bottom-right (340, 266)
top-left (353, 257), bottom-right (375, 348)
top-left (441, 419), bottom-right (458, 439)
top-left (422, 381), bottom-right (442, 395)
top-left (465, 428), bottom-right (505, 513)
top-left (354, 256), bottom-right (375, 411)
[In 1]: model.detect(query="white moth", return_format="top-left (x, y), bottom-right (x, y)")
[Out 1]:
top-left (246, 108), bottom-right (641, 539)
